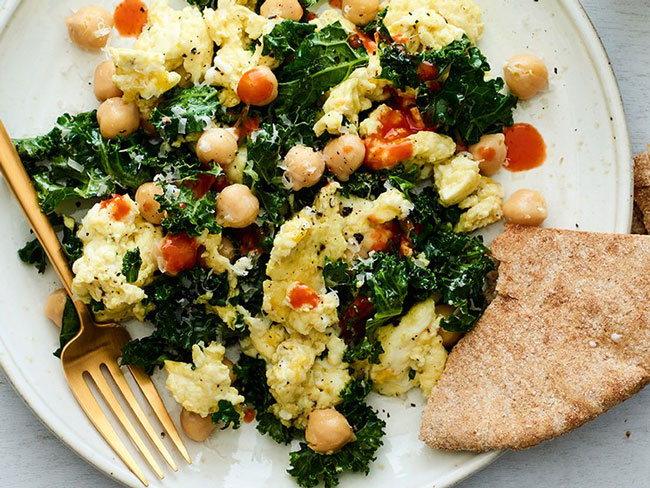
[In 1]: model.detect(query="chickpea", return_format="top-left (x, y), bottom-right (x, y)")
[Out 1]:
top-left (96, 97), bottom-right (140, 139)
top-left (216, 184), bottom-right (260, 228)
top-left (218, 236), bottom-right (236, 261)
top-left (436, 304), bottom-right (463, 349)
top-left (135, 182), bottom-right (164, 224)
top-left (93, 61), bottom-right (122, 102)
top-left (323, 134), bottom-right (366, 181)
top-left (284, 145), bottom-right (325, 190)
top-left (306, 409), bottom-right (356, 454)
top-left (65, 6), bottom-right (113, 50)
top-left (44, 288), bottom-right (68, 328)
top-left (502, 189), bottom-right (547, 226)
top-left (180, 408), bottom-right (216, 442)
top-left (342, 0), bottom-right (380, 26)
top-left (260, 0), bottom-right (303, 21)
top-left (237, 66), bottom-right (278, 106)
top-left (196, 128), bottom-right (238, 167)
top-left (504, 54), bottom-right (548, 100)
top-left (469, 134), bottom-right (507, 177)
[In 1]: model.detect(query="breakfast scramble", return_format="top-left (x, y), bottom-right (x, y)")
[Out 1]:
top-left (14, 0), bottom-right (550, 485)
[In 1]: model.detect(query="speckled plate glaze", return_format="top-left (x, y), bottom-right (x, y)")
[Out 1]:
top-left (0, 0), bottom-right (631, 487)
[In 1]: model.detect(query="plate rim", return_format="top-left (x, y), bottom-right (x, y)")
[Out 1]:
top-left (0, 0), bottom-right (632, 487)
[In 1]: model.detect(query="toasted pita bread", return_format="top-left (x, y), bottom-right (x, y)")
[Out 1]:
top-left (420, 225), bottom-right (650, 452)
top-left (634, 149), bottom-right (650, 232)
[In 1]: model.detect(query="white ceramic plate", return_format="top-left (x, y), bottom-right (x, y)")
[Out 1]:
top-left (0, 0), bottom-right (632, 487)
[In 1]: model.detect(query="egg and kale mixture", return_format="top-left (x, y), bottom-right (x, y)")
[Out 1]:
top-left (15, 0), bottom-right (518, 485)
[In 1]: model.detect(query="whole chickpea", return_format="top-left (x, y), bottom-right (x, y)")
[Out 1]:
top-left (180, 408), bottom-right (216, 442)
top-left (218, 236), bottom-right (236, 261)
top-left (94, 61), bottom-right (123, 102)
top-left (96, 97), bottom-right (140, 139)
top-left (504, 54), bottom-right (548, 100)
top-left (342, 0), bottom-right (380, 26)
top-left (135, 182), bottom-right (164, 224)
top-left (306, 409), bottom-right (356, 454)
top-left (65, 6), bottom-right (113, 50)
top-left (216, 184), bottom-right (260, 228)
top-left (323, 134), bottom-right (366, 181)
top-left (260, 0), bottom-right (303, 21)
top-left (196, 128), bottom-right (238, 167)
top-left (44, 288), bottom-right (68, 328)
top-left (284, 145), bottom-right (325, 190)
top-left (502, 189), bottom-right (547, 226)
top-left (469, 134), bottom-right (507, 177)
top-left (435, 304), bottom-right (463, 349)
top-left (237, 66), bottom-right (278, 106)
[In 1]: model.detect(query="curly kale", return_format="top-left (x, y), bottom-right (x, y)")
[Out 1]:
top-left (212, 400), bottom-right (242, 430)
top-left (262, 20), bottom-right (317, 62)
top-left (338, 165), bottom-right (420, 200)
top-left (18, 238), bottom-right (46, 274)
top-left (287, 379), bottom-right (386, 488)
top-left (53, 297), bottom-right (81, 358)
top-left (155, 184), bottom-right (221, 237)
top-left (120, 268), bottom-right (243, 373)
top-left (121, 248), bottom-right (142, 283)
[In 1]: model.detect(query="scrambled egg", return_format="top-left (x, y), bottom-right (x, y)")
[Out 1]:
top-left (383, 0), bottom-right (483, 52)
top-left (72, 195), bottom-right (161, 322)
top-left (370, 299), bottom-right (447, 396)
top-left (165, 342), bottom-right (244, 417)
top-left (455, 176), bottom-right (503, 233)
top-left (433, 153), bottom-right (481, 206)
top-left (111, 0), bottom-right (213, 100)
top-left (314, 54), bottom-right (390, 136)
top-left (203, 0), bottom-right (278, 107)
top-left (309, 9), bottom-right (356, 32)
top-left (264, 183), bottom-right (412, 336)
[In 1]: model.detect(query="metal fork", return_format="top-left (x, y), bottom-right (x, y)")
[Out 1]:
top-left (0, 121), bottom-right (191, 486)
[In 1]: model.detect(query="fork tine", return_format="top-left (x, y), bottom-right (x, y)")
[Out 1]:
top-left (128, 365), bottom-right (192, 464)
top-left (87, 367), bottom-right (165, 480)
top-left (69, 377), bottom-right (149, 486)
top-left (105, 361), bottom-right (178, 471)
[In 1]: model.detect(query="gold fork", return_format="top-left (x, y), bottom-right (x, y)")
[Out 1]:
top-left (0, 122), bottom-right (191, 486)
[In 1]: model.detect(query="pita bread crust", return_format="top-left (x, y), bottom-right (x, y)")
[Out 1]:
top-left (420, 225), bottom-right (650, 452)
top-left (634, 151), bottom-right (650, 231)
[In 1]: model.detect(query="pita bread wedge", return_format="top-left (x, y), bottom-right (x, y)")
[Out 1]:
top-left (420, 225), bottom-right (650, 452)
top-left (634, 149), bottom-right (650, 232)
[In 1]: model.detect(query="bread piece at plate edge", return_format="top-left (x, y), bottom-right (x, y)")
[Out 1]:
top-left (420, 225), bottom-right (650, 452)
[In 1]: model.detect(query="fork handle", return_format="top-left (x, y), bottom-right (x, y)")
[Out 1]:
top-left (0, 121), bottom-right (75, 295)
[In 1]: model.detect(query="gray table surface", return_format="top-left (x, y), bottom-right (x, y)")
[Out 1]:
top-left (2, 0), bottom-right (650, 487)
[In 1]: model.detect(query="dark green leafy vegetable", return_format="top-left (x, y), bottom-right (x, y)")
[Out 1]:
top-left (53, 297), bottom-right (81, 358)
top-left (150, 85), bottom-right (235, 142)
top-left (156, 184), bottom-right (221, 237)
top-left (18, 238), bottom-right (46, 273)
top-left (13, 112), bottom-right (208, 213)
top-left (121, 248), bottom-right (142, 283)
top-left (342, 336), bottom-right (383, 364)
top-left (380, 37), bottom-right (518, 144)
top-left (61, 216), bottom-right (83, 265)
top-left (233, 355), bottom-right (300, 444)
top-left (212, 400), bottom-right (242, 430)
top-left (120, 268), bottom-right (242, 373)
top-left (228, 252), bottom-right (268, 315)
top-left (262, 20), bottom-right (317, 62)
top-left (359, 6), bottom-right (389, 37)
top-left (287, 379), bottom-right (386, 488)
top-left (338, 165), bottom-right (420, 200)
top-left (185, 0), bottom-right (217, 10)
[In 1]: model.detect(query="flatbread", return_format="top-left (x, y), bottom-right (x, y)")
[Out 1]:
top-left (634, 149), bottom-right (650, 232)
top-left (420, 225), bottom-right (650, 452)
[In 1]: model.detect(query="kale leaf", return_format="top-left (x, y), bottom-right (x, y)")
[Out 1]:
top-left (53, 297), bottom-right (81, 358)
top-left (287, 379), bottom-right (386, 488)
top-left (61, 216), bottom-right (83, 265)
top-left (379, 37), bottom-right (517, 144)
top-left (13, 112), bottom-right (206, 213)
top-left (185, 0), bottom-right (218, 9)
top-left (120, 268), bottom-right (242, 373)
top-left (262, 20), bottom-right (317, 62)
top-left (338, 165), bottom-right (420, 200)
top-left (121, 248), bottom-right (142, 283)
top-left (233, 355), bottom-right (300, 444)
top-left (156, 184), bottom-right (221, 237)
top-left (211, 400), bottom-right (242, 430)
top-left (18, 238), bottom-right (46, 273)
top-left (343, 336), bottom-right (383, 364)
top-left (150, 85), bottom-right (235, 142)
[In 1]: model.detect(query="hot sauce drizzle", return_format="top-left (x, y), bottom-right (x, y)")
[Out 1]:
top-left (114, 0), bottom-right (148, 37)
top-left (159, 234), bottom-right (199, 275)
top-left (100, 194), bottom-right (131, 221)
top-left (288, 283), bottom-right (321, 310)
top-left (503, 123), bottom-right (547, 172)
